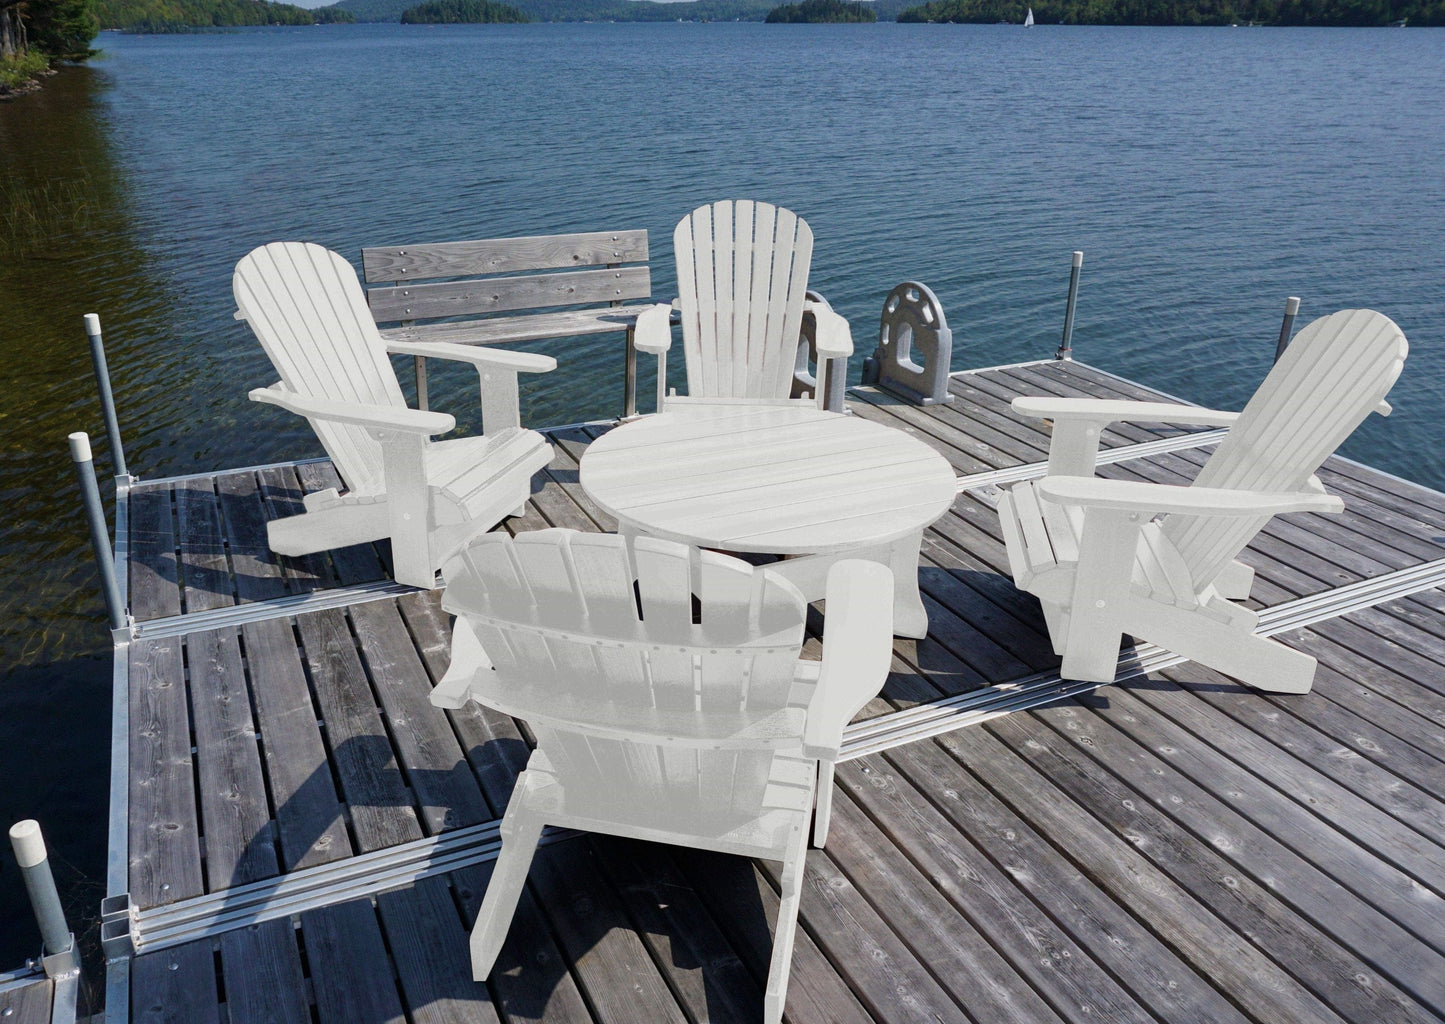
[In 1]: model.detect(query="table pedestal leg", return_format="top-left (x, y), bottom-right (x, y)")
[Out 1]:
top-left (887, 529), bottom-right (928, 639)
top-left (744, 531), bottom-right (929, 639)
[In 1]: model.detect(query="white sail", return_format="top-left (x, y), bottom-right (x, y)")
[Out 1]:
top-left (1024, 6), bottom-right (1034, 24)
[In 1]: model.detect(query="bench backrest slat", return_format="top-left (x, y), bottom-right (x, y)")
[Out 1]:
top-left (361, 230), bottom-right (648, 282)
top-left (366, 265), bottom-right (653, 322)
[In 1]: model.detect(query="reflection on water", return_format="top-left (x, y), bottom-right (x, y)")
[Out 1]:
top-left (0, 65), bottom-right (152, 974)
top-left (2, 22), bottom-right (1444, 978)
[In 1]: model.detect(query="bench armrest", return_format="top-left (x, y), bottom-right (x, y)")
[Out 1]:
top-left (249, 384), bottom-right (455, 435)
top-left (1036, 476), bottom-right (1345, 518)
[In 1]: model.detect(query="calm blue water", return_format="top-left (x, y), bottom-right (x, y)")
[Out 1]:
top-left (1, 21), bottom-right (1442, 970)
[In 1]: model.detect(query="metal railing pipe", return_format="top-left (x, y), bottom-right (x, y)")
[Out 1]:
top-left (9, 820), bottom-right (72, 958)
top-left (1274, 296), bottom-right (1301, 363)
top-left (84, 314), bottom-right (128, 478)
top-left (70, 432), bottom-right (127, 635)
top-left (1056, 250), bottom-right (1083, 360)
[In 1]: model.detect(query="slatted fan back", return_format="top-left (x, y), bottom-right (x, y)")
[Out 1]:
top-left (442, 530), bottom-right (809, 823)
top-left (235, 242), bottom-right (404, 497)
top-left (1164, 309), bottom-right (1407, 589)
top-left (675, 200), bottom-right (815, 401)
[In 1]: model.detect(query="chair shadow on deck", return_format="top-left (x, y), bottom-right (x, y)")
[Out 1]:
top-left (223, 732), bottom-right (776, 1023)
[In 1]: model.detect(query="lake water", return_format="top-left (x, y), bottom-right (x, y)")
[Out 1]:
top-left (1, 21), bottom-right (1442, 971)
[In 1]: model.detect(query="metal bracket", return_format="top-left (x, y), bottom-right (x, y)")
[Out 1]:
top-left (101, 893), bottom-right (137, 959)
top-left (866, 282), bottom-right (953, 405)
top-left (40, 935), bottom-right (81, 981)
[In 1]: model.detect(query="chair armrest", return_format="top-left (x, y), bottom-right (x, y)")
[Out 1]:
top-left (805, 301), bottom-right (854, 360)
top-left (1012, 396), bottom-right (1239, 428)
top-left (249, 384), bottom-right (455, 435)
top-left (802, 560), bottom-right (895, 758)
top-left (1036, 476), bottom-right (1345, 518)
top-left (385, 340), bottom-right (556, 374)
top-left (633, 302), bottom-right (674, 354)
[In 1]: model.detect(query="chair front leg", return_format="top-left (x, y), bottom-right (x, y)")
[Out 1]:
top-left (471, 802), bottom-right (546, 980)
top-left (763, 820), bottom-right (811, 1024)
top-left (374, 428), bottom-right (437, 590)
top-left (1060, 507), bottom-right (1142, 682)
top-left (812, 759), bottom-right (836, 848)
top-left (888, 529), bottom-right (928, 639)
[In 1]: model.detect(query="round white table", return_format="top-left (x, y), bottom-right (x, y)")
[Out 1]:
top-left (579, 405), bottom-right (958, 637)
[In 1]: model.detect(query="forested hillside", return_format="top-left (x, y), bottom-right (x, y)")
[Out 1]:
top-left (896, 0), bottom-right (1440, 23)
top-left (95, 0), bottom-right (353, 29)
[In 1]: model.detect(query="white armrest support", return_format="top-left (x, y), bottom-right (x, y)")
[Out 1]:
top-left (1012, 397), bottom-right (1240, 428)
top-left (1037, 476), bottom-right (1345, 518)
top-left (802, 560), bottom-right (895, 758)
top-left (1014, 397), bottom-right (1238, 477)
top-left (805, 302), bottom-right (854, 360)
top-left (633, 302), bottom-right (674, 355)
top-left (385, 340), bottom-right (556, 374)
top-left (249, 384), bottom-right (455, 436)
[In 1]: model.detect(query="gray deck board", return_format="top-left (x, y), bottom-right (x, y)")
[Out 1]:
top-left (0, 977), bottom-right (52, 1024)
top-left (116, 361), bottom-right (1445, 1024)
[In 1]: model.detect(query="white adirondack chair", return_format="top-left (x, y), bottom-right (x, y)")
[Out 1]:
top-left (429, 529), bottom-right (895, 1023)
top-left (234, 241), bottom-right (556, 590)
top-left (634, 200), bottom-right (854, 410)
top-left (997, 309), bottom-right (1407, 693)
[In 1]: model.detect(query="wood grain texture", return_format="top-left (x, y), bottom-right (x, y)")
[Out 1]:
top-left (128, 636), bottom-right (203, 908)
top-left (218, 919), bottom-right (312, 1024)
top-left (131, 940), bottom-right (222, 1024)
top-left (362, 230), bottom-right (648, 283)
top-left (0, 977), bottom-right (52, 1024)
top-left (367, 266), bottom-right (652, 322)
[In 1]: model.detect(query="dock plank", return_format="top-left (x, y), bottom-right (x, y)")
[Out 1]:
top-left (215, 470), bottom-right (288, 603)
top-left (242, 617), bottom-right (353, 872)
top-left (128, 637), bottom-right (203, 908)
top-left (348, 600), bottom-right (490, 834)
top-left (189, 625), bottom-right (278, 890)
top-left (300, 899), bottom-right (407, 1024)
top-left (175, 477), bottom-right (234, 613)
top-left (296, 607), bottom-right (424, 851)
top-left (0, 977), bottom-right (51, 1024)
top-left (132, 940), bottom-right (222, 1024)
top-left (218, 919), bottom-right (312, 1024)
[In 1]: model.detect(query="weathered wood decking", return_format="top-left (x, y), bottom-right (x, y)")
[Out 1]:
top-left (111, 360), bottom-right (1445, 1024)
top-left (0, 975), bottom-right (55, 1024)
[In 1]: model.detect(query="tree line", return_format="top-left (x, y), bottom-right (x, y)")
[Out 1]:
top-left (95, 0), bottom-right (354, 31)
top-left (399, 0), bottom-right (527, 21)
top-left (896, 0), bottom-right (1442, 24)
top-left (765, 0), bottom-right (877, 19)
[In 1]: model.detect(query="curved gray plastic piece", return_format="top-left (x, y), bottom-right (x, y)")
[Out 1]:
top-left (873, 281), bottom-right (953, 405)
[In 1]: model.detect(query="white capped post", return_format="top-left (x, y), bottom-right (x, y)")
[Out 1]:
top-left (9, 820), bottom-right (74, 965)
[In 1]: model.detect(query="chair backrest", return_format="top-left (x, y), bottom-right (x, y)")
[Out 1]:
top-left (675, 200), bottom-right (814, 401)
top-left (235, 242), bottom-right (402, 496)
top-left (361, 231), bottom-right (651, 326)
top-left (441, 529), bottom-right (808, 825)
top-left (1164, 309), bottom-right (1407, 588)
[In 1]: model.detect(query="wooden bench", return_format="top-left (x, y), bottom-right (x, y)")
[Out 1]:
top-left (361, 230), bottom-right (660, 417)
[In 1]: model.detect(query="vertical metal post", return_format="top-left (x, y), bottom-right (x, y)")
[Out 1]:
top-left (1056, 250), bottom-right (1084, 360)
top-left (9, 820), bottom-right (73, 960)
top-left (623, 327), bottom-right (639, 419)
top-left (70, 432), bottom-right (127, 636)
top-left (83, 314), bottom-right (128, 478)
top-left (1273, 296), bottom-right (1301, 363)
top-left (414, 355), bottom-right (429, 412)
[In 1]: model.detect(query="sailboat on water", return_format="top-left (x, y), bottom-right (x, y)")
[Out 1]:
top-left (1023, 6), bottom-right (1034, 24)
